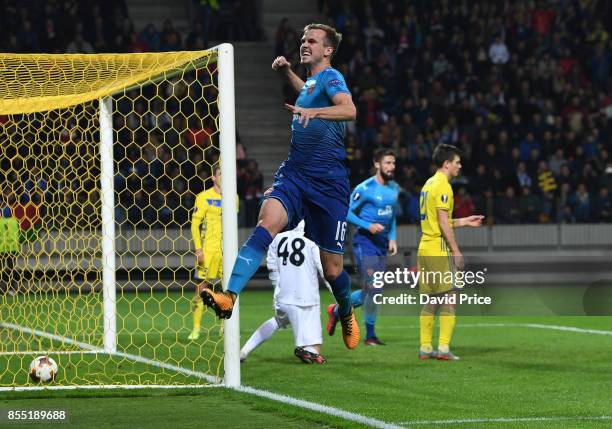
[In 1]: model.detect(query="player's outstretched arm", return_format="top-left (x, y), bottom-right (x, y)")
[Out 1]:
top-left (285, 93), bottom-right (356, 128)
top-left (453, 215), bottom-right (485, 228)
top-left (272, 56), bottom-right (305, 94)
top-left (346, 187), bottom-right (385, 233)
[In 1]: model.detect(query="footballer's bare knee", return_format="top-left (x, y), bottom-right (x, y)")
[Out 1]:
top-left (321, 251), bottom-right (344, 281)
top-left (257, 198), bottom-right (288, 236)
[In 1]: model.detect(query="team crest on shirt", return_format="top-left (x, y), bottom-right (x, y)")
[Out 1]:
top-left (441, 194), bottom-right (448, 203)
top-left (304, 79), bottom-right (316, 95)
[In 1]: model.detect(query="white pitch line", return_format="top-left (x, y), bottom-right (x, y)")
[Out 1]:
top-left (0, 322), bottom-right (104, 352)
top-left (0, 350), bottom-right (100, 356)
top-left (521, 323), bottom-right (612, 336)
top-left (236, 385), bottom-right (405, 429)
top-left (384, 322), bottom-right (612, 336)
top-left (0, 384), bottom-right (222, 392)
top-left (109, 349), bottom-right (219, 384)
top-left (401, 415), bottom-right (612, 425)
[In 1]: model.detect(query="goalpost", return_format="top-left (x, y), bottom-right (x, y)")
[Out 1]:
top-left (0, 45), bottom-right (240, 389)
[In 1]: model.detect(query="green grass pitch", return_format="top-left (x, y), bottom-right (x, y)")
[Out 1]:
top-left (1, 289), bottom-right (611, 428)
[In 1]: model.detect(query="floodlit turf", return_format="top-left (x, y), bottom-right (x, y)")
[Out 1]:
top-left (0, 388), bottom-right (353, 429)
top-left (1, 289), bottom-right (611, 428)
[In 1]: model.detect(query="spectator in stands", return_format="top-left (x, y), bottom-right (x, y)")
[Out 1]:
top-left (548, 148), bottom-right (566, 177)
top-left (40, 18), bottom-right (64, 53)
top-left (196, 0), bottom-right (220, 43)
top-left (17, 19), bottom-right (39, 53)
top-left (571, 183), bottom-right (591, 223)
top-left (128, 32), bottom-right (148, 53)
top-left (186, 117), bottom-right (213, 147)
top-left (186, 20), bottom-right (205, 50)
top-left (454, 187), bottom-right (475, 219)
top-left (489, 35), bottom-right (509, 65)
top-left (601, 163), bottom-right (612, 193)
top-left (12, 192), bottom-right (42, 242)
top-left (357, 89), bottom-right (381, 146)
top-left (540, 192), bottom-right (556, 223)
top-left (557, 183), bottom-right (573, 223)
top-left (516, 162), bottom-right (533, 190)
top-left (140, 24), bottom-right (160, 51)
top-left (92, 15), bottom-right (110, 52)
top-left (275, 18), bottom-right (294, 56)
top-left (348, 148), bottom-right (368, 188)
top-left (557, 164), bottom-right (577, 189)
top-left (66, 32), bottom-right (94, 53)
top-left (495, 187), bottom-right (521, 224)
top-left (519, 186), bottom-right (541, 224)
top-left (160, 20), bottom-right (182, 51)
top-left (537, 161), bottom-right (557, 195)
top-left (592, 187), bottom-right (612, 222)
top-left (239, 160), bottom-right (263, 227)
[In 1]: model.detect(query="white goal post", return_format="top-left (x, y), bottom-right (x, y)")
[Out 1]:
top-left (217, 43), bottom-right (241, 387)
top-left (96, 43), bottom-right (240, 387)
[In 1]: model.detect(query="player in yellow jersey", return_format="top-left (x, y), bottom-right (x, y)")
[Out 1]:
top-left (417, 144), bottom-right (483, 360)
top-left (188, 165), bottom-right (238, 340)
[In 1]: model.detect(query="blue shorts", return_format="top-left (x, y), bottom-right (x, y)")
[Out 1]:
top-left (265, 162), bottom-right (350, 254)
top-left (353, 236), bottom-right (388, 288)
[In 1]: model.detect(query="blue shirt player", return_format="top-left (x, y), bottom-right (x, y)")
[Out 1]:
top-left (327, 149), bottom-right (399, 345)
top-left (200, 24), bottom-right (361, 350)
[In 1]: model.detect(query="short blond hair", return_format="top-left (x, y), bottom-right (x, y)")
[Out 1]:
top-left (303, 23), bottom-right (342, 58)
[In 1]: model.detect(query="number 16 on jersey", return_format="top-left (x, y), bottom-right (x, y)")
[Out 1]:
top-left (335, 221), bottom-right (347, 249)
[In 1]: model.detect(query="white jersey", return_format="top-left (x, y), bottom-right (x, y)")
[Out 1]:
top-left (267, 228), bottom-right (327, 306)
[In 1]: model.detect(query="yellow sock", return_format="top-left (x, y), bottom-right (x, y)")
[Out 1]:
top-left (193, 300), bottom-right (204, 331)
top-left (439, 310), bottom-right (456, 350)
top-left (420, 308), bottom-right (435, 351)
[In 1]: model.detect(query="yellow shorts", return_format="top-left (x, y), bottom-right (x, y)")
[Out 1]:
top-left (195, 249), bottom-right (223, 281)
top-left (417, 237), bottom-right (456, 295)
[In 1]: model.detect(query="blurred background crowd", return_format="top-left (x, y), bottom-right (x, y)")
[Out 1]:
top-left (2, 0), bottom-right (612, 230)
top-left (302, 0), bottom-right (612, 224)
top-left (0, 0), bottom-right (263, 228)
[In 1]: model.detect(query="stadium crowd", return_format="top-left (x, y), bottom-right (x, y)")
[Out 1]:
top-left (272, 0), bottom-right (612, 224)
top-left (3, 0), bottom-right (612, 227)
top-left (0, 0), bottom-right (261, 54)
top-left (0, 0), bottom-right (263, 228)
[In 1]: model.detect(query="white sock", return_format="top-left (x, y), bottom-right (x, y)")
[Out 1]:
top-left (240, 317), bottom-right (279, 358)
top-left (303, 346), bottom-right (318, 355)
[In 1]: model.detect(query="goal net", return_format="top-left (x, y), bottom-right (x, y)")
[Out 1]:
top-left (0, 46), bottom-right (240, 388)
